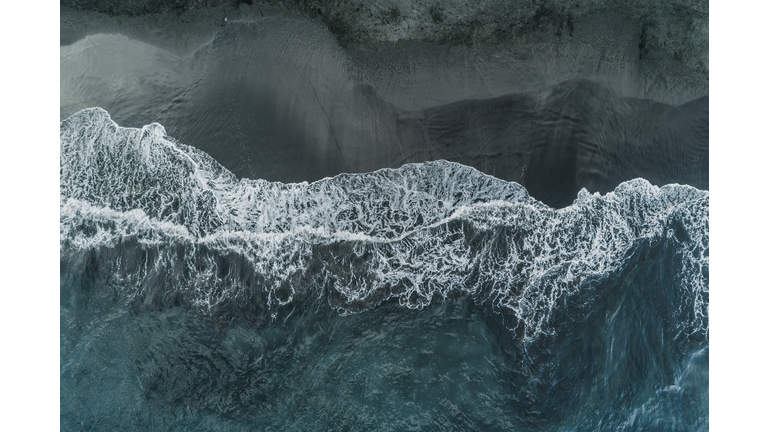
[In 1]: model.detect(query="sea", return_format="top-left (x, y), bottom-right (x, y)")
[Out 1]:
top-left (60, 107), bottom-right (707, 430)
top-left (60, 7), bottom-right (708, 431)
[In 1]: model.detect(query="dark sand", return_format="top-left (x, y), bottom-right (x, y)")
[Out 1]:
top-left (61, 7), bottom-right (708, 207)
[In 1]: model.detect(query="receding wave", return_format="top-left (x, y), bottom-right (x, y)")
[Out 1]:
top-left (60, 107), bottom-right (708, 341)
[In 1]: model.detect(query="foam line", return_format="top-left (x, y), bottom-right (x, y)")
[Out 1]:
top-left (60, 108), bottom-right (709, 340)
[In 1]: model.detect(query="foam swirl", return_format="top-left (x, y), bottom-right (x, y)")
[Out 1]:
top-left (60, 108), bottom-right (708, 340)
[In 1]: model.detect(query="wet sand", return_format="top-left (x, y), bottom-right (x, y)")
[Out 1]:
top-left (61, 7), bottom-right (708, 207)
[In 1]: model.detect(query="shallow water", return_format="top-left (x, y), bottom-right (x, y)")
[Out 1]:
top-left (60, 12), bottom-right (708, 208)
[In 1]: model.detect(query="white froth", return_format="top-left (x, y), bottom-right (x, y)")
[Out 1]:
top-left (60, 108), bottom-right (709, 340)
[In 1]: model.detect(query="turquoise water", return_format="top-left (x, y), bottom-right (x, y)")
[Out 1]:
top-left (60, 236), bottom-right (708, 431)
top-left (62, 285), bottom-right (516, 430)
top-left (59, 109), bottom-right (708, 430)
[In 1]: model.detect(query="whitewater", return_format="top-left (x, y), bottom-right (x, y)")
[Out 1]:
top-left (60, 106), bottom-right (709, 431)
top-left (61, 106), bottom-right (708, 338)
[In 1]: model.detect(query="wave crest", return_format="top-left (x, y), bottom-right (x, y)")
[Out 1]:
top-left (60, 108), bottom-right (708, 340)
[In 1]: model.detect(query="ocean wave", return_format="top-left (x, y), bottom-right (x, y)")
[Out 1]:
top-left (60, 107), bottom-right (708, 340)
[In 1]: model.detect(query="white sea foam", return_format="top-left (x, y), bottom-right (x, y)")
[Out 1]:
top-left (60, 108), bottom-right (709, 340)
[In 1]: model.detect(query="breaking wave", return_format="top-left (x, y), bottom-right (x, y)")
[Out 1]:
top-left (60, 107), bottom-right (708, 341)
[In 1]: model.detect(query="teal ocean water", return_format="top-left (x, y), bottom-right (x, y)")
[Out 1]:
top-left (60, 109), bottom-right (708, 431)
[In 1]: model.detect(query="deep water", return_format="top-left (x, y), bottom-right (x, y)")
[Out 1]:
top-left (60, 234), bottom-right (708, 431)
